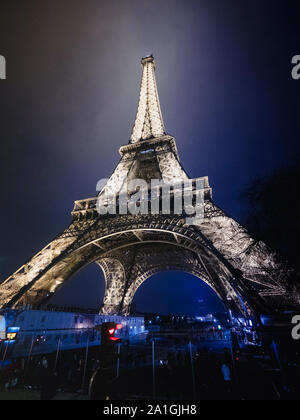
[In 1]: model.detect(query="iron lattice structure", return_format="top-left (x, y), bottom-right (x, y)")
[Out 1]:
top-left (0, 55), bottom-right (299, 318)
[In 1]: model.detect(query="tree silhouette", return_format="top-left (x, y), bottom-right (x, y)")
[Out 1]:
top-left (242, 164), bottom-right (300, 271)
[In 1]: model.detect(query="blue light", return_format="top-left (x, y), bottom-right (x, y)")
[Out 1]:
top-left (7, 327), bottom-right (20, 333)
top-left (140, 149), bottom-right (154, 154)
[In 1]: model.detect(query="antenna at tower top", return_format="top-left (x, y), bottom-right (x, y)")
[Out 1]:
top-left (141, 54), bottom-right (155, 67)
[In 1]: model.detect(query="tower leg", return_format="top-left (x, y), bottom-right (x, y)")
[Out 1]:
top-left (97, 258), bottom-right (127, 315)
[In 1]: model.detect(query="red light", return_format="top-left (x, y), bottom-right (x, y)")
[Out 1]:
top-left (108, 328), bottom-right (115, 335)
top-left (116, 324), bottom-right (123, 330)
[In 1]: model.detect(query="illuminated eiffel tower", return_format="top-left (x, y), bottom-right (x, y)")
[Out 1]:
top-left (0, 55), bottom-right (298, 318)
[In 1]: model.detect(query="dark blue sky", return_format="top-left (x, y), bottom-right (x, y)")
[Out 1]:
top-left (0, 0), bottom-right (299, 315)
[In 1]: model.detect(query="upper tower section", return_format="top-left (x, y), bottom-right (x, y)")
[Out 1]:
top-left (130, 55), bottom-right (166, 143)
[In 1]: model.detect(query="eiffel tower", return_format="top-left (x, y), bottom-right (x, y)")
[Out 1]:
top-left (0, 55), bottom-right (299, 319)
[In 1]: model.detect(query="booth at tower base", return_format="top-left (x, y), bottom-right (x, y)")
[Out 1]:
top-left (0, 309), bottom-right (145, 359)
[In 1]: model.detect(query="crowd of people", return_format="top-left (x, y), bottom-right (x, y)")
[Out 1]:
top-left (0, 342), bottom-right (236, 400)
top-left (0, 348), bottom-right (102, 399)
top-left (0, 338), bottom-right (295, 400)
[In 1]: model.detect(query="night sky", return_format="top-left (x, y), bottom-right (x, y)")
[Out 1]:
top-left (0, 1), bottom-right (299, 315)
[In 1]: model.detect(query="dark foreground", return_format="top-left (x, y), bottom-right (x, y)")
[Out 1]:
top-left (0, 333), bottom-right (299, 400)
